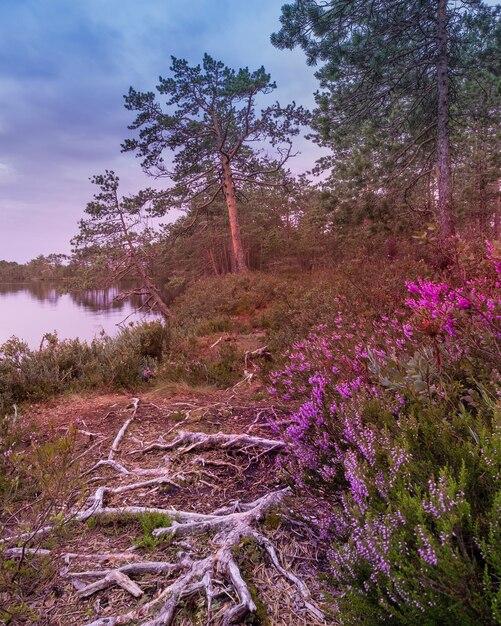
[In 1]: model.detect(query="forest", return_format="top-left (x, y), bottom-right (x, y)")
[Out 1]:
top-left (1, 1), bottom-right (501, 625)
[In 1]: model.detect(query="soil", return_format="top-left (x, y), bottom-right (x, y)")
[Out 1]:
top-left (2, 384), bottom-right (330, 626)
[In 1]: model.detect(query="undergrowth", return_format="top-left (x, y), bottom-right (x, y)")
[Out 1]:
top-left (272, 241), bottom-right (501, 625)
top-left (1, 251), bottom-right (435, 411)
top-left (0, 408), bottom-right (80, 624)
top-left (0, 321), bottom-right (167, 412)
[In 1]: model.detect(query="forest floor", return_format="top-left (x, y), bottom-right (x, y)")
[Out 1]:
top-left (3, 384), bottom-right (331, 625)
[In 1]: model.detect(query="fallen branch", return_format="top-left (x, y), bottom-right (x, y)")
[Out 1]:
top-left (210, 336), bottom-right (223, 349)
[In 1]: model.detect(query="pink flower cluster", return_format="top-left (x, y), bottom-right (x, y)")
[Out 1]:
top-left (271, 244), bottom-right (501, 613)
top-left (406, 243), bottom-right (500, 347)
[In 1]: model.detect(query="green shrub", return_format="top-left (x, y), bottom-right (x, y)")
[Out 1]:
top-left (160, 341), bottom-right (243, 389)
top-left (195, 315), bottom-right (233, 336)
top-left (0, 322), bottom-right (170, 412)
top-left (135, 512), bottom-right (172, 549)
top-left (272, 246), bottom-right (501, 624)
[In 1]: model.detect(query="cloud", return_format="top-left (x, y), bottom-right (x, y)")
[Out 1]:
top-left (0, 162), bottom-right (17, 184)
top-left (0, 0), bottom-right (325, 263)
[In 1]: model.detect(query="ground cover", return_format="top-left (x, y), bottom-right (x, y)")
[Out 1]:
top-left (1, 386), bottom-right (328, 625)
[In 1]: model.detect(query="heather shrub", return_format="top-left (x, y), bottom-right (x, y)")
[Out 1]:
top-left (171, 256), bottom-right (427, 354)
top-left (272, 243), bottom-right (501, 625)
top-left (195, 315), bottom-right (234, 336)
top-left (137, 321), bottom-right (169, 360)
top-left (159, 340), bottom-right (243, 388)
top-left (171, 273), bottom-right (285, 336)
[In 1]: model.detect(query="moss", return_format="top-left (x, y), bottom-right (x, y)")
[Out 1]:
top-left (244, 580), bottom-right (271, 626)
top-left (170, 410), bottom-right (186, 422)
top-left (263, 509), bottom-right (282, 531)
top-left (231, 538), bottom-right (271, 625)
top-left (135, 512), bottom-right (172, 550)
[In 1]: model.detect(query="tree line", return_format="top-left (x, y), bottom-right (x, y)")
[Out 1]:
top-left (4, 1), bottom-right (499, 301)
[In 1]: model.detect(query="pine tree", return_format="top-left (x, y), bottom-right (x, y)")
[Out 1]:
top-left (272, 0), bottom-right (500, 241)
top-left (123, 54), bottom-right (308, 273)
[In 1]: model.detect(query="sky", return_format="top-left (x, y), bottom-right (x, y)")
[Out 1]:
top-left (0, 0), bottom-right (324, 263)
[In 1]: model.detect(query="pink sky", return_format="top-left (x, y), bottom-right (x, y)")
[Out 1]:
top-left (0, 0), bottom-right (327, 263)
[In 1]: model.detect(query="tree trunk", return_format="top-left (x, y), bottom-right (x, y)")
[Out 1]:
top-left (129, 256), bottom-right (171, 319)
top-left (118, 205), bottom-right (171, 319)
top-left (208, 248), bottom-right (220, 276)
top-left (477, 166), bottom-right (488, 234)
top-left (136, 264), bottom-right (171, 319)
top-left (436, 0), bottom-right (455, 240)
top-left (221, 156), bottom-right (248, 273)
top-left (147, 282), bottom-right (171, 319)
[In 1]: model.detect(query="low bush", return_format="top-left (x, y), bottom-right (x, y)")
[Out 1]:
top-left (172, 253), bottom-right (431, 362)
top-left (159, 341), bottom-right (244, 389)
top-left (271, 242), bottom-right (501, 625)
top-left (0, 250), bottom-right (434, 409)
top-left (0, 321), bottom-right (168, 412)
top-left (135, 512), bottom-right (172, 550)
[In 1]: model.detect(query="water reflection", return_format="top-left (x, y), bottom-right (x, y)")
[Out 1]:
top-left (69, 286), bottom-right (152, 313)
top-left (0, 281), bottom-right (60, 300)
top-left (0, 282), bottom-right (161, 348)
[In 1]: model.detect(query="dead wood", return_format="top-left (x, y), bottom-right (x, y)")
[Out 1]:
top-left (132, 430), bottom-right (284, 456)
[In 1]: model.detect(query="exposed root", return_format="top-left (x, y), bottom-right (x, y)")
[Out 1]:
top-left (4, 547), bottom-right (52, 558)
top-left (84, 398), bottom-right (140, 475)
top-left (74, 487), bottom-right (324, 625)
top-left (250, 532), bottom-right (325, 621)
top-left (69, 561), bottom-right (186, 580)
top-left (77, 570), bottom-right (144, 599)
top-left (132, 430), bottom-right (284, 456)
top-left (2, 398), bottom-right (324, 625)
top-left (83, 461), bottom-right (175, 480)
top-left (63, 552), bottom-right (139, 562)
top-left (244, 345), bottom-right (270, 368)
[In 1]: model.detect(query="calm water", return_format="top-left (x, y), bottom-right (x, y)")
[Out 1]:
top-left (0, 283), bottom-right (161, 348)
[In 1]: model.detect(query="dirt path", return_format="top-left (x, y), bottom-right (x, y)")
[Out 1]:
top-left (2, 388), bottom-right (328, 625)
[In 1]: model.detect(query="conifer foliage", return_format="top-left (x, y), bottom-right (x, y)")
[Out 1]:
top-left (123, 54), bottom-right (309, 272)
top-left (272, 0), bottom-right (501, 240)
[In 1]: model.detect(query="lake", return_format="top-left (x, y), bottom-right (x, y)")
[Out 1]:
top-left (0, 283), bottom-right (162, 348)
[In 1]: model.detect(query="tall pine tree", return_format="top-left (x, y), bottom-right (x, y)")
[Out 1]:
top-left (272, 0), bottom-right (500, 241)
top-left (123, 54), bottom-right (308, 273)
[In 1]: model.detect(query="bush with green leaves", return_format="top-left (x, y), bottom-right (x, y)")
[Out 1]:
top-left (0, 408), bottom-right (80, 624)
top-left (0, 321), bottom-right (168, 412)
top-left (159, 341), bottom-right (244, 389)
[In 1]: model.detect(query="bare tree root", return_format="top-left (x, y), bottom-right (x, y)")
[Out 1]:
top-left (77, 570), bottom-right (144, 599)
top-left (1, 401), bottom-right (324, 625)
top-left (109, 397), bottom-right (139, 459)
top-left (81, 488), bottom-right (323, 626)
top-left (84, 398), bottom-right (140, 475)
top-left (131, 430), bottom-right (284, 456)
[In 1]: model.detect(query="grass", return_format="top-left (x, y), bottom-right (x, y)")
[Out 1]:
top-left (135, 512), bottom-right (172, 550)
